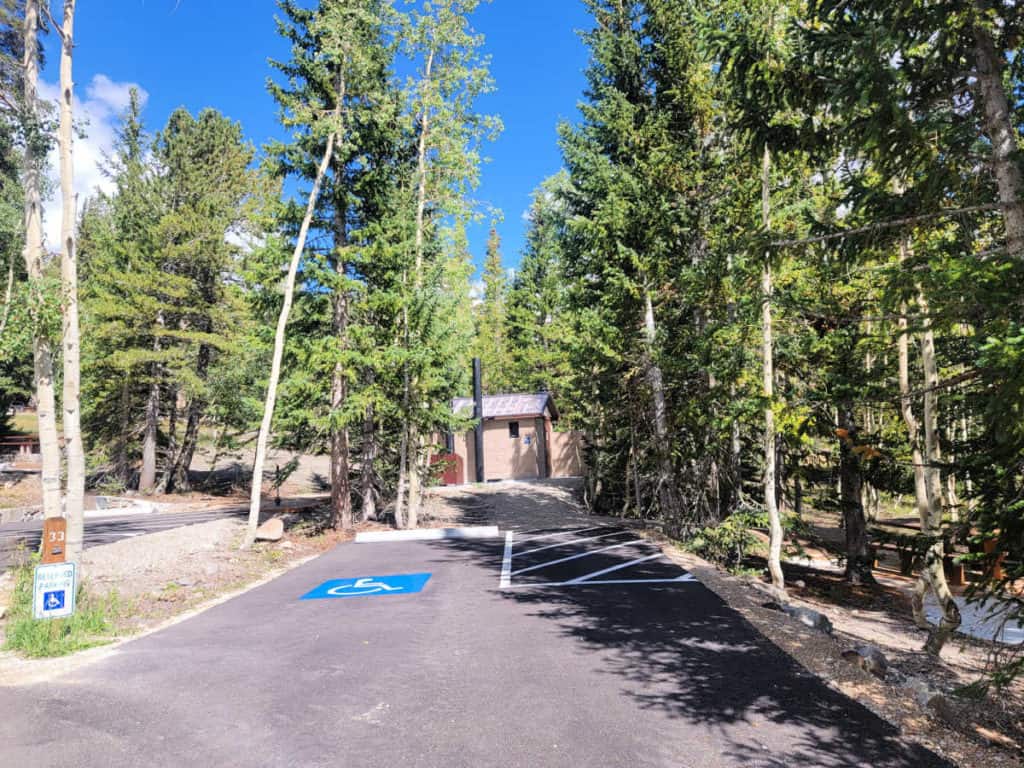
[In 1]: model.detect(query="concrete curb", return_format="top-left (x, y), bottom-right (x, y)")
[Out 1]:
top-left (355, 526), bottom-right (501, 543)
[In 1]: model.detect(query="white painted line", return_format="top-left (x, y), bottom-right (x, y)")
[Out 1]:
top-left (499, 531), bottom-right (514, 588)
top-left (511, 540), bottom-right (651, 576)
top-left (513, 526), bottom-right (605, 545)
top-left (514, 529), bottom-right (629, 558)
top-left (502, 575), bottom-right (699, 590)
top-left (567, 553), bottom-right (664, 584)
top-left (355, 526), bottom-right (500, 543)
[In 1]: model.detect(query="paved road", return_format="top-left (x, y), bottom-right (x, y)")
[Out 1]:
top-left (0, 497), bottom-right (326, 572)
top-left (0, 521), bottom-right (949, 768)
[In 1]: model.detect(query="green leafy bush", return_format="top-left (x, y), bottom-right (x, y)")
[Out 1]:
top-left (687, 508), bottom-right (769, 568)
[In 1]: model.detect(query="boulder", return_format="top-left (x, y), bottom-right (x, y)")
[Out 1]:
top-left (924, 692), bottom-right (963, 726)
top-left (782, 604), bottom-right (834, 635)
top-left (841, 645), bottom-right (889, 679)
top-left (255, 517), bottom-right (285, 542)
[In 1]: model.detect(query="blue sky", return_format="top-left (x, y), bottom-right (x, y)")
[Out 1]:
top-left (40, 0), bottom-right (592, 275)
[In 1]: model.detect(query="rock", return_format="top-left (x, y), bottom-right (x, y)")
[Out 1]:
top-left (793, 579), bottom-right (806, 589)
top-left (175, 578), bottom-right (194, 588)
top-left (280, 540), bottom-right (295, 550)
top-left (902, 676), bottom-right (936, 708)
top-left (841, 645), bottom-right (888, 679)
top-left (924, 693), bottom-right (962, 726)
top-left (0, 604), bottom-right (6, 620)
top-left (255, 517), bottom-right (284, 542)
top-left (782, 604), bottom-right (834, 635)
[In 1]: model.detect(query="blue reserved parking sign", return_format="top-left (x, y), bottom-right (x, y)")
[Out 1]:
top-left (301, 573), bottom-right (432, 600)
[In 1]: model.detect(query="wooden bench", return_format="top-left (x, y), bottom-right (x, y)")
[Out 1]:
top-left (867, 527), bottom-right (966, 586)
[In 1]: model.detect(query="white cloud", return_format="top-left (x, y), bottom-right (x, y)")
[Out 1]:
top-left (38, 74), bottom-right (149, 250)
top-left (469, 278), bottom-right (484, 305)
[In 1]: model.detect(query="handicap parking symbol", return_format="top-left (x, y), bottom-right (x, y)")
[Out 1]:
top-left (301, 573), bottom-right (431, 600)
top-left (43, 590), bottom-right (65, 611)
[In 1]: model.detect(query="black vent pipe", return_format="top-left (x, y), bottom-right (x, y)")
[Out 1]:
top-left (473, 357), bottom-right (484, 482)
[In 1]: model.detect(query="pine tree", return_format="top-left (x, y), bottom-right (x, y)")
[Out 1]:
top-left (473, 225), bottom-right (510, 392)
top-left (506, 173), bottom-right (574, 403)
top-left (394, 0), bottom-right (498, 528)
top-left (262, 0), bottom-right (401, 530)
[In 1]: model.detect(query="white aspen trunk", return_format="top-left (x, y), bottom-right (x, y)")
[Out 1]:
top-left (897, 247), bottom-right (933, 629)
top-left (0, 248), bottom-right (13, 338)
top-left (404, 48), bottom-right (435, 528)
top-left (394, 414), bottom-right (408, 529)
top-left (21, 0), bottom-right (62, 522)
top-left (972, 13), bottom-right (1024, 259)
top-left (139, 317), bottom-right (163, 493)
top-left (244, 131), bottom-right (337, 548)
top-left (360, 397), bottom-right (378, 521)
top-left (761, 145), bottom-right (784, 595)
top-left (918, 291), bottom-right (961, 655)
top-left (58, 0), bottom-right (85, 563)
top-left (643, 287), bottom-right (680, 527)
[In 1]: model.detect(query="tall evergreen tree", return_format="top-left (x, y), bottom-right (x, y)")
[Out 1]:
top-left (473, 224), bottom-right (510, 392)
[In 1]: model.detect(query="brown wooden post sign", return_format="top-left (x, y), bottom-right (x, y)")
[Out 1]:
top-left (41, 517), bottom-right (67, 564)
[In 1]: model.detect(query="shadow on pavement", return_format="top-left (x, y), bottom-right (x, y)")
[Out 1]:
top-left (429, 535), bottom-right (952, 768)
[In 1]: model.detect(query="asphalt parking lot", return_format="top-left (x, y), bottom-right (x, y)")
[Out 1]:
top-left (0, 523), bottom-right (950, 768)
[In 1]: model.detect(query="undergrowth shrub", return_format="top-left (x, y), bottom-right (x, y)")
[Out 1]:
top-left (687, 508), bottom-right (769, 569)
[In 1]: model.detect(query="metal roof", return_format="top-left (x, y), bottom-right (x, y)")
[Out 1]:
top-left (452, 393), bottom-right (558, 421)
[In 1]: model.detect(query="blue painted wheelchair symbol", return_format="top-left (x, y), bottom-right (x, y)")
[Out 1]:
top-left (43, 590), bottom-right (65, 611)
top-left (301, 573), bottom-right (431, 600)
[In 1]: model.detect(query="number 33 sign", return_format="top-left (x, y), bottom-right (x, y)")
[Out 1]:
top-left (42, 517), bottom-right (67, 564)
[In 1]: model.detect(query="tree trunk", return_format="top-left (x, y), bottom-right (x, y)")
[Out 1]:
top-left (57, 0), bottom-right (84, 563)
top-left (330, 132), bottom-right (352, 530)
top-left (972, 11), bottom-right (1024, 259)
top-left (918, 290), bottom-right (961, 655)
top-left (21, 1), bottom-right (62, 524)
top-left (643, 287), bottom-right (679, 527)
top-left (115, 378), bottom-right (131, 486)
top-left (761, 145), bottom-right (785, 595)
top-left (402, 49), bottom-right (436, 530)
top-left (158, 385), bottom-right (179, 493)
top-left (168, 394), bottom-right (203, 493)
top-left (139, 335), bottom-right (162, 493)
top-left (838, 401), bottom-right (873, 584)
top-left (244, 131), bottom-right (337, 549)
top-left (726, 252), bottom-right (742, 510)
top-left (898, 292), bottom-right (933, 628)
top-left (165, 335), bottom-right (211, 493)
top-left (394, 422), bottom-right (409, 528)
top-left (360, 396), bottom-right (378, 521)
top-left (0, 246), bottom-right (13, 339)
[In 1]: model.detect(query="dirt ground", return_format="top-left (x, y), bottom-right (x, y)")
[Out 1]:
top-left (425, 479), bottom-right (1022, 768)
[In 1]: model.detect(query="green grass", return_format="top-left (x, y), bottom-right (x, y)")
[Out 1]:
top-left (2, 557), bottom-right (122, 658)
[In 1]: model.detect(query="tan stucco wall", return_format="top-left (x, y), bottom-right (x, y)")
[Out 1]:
top-left (449, 420), bottom-right (584, 483)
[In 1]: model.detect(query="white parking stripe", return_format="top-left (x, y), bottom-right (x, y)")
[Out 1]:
top-left (511, 539), bottom-right (651, 576)
top-left (500, 531), bottom-right (514, 588)
top-left (513, 526), bottom-right (605, 545)
top-left (567, 553), bottom-right (664, 584)
top-left (514, 529), bottom-right (629, 558)
top-left (502, 575), bottom-right (698, 589)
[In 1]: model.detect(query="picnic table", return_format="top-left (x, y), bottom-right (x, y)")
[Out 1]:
top-left (868, 517), bottom-right (1006, 584)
